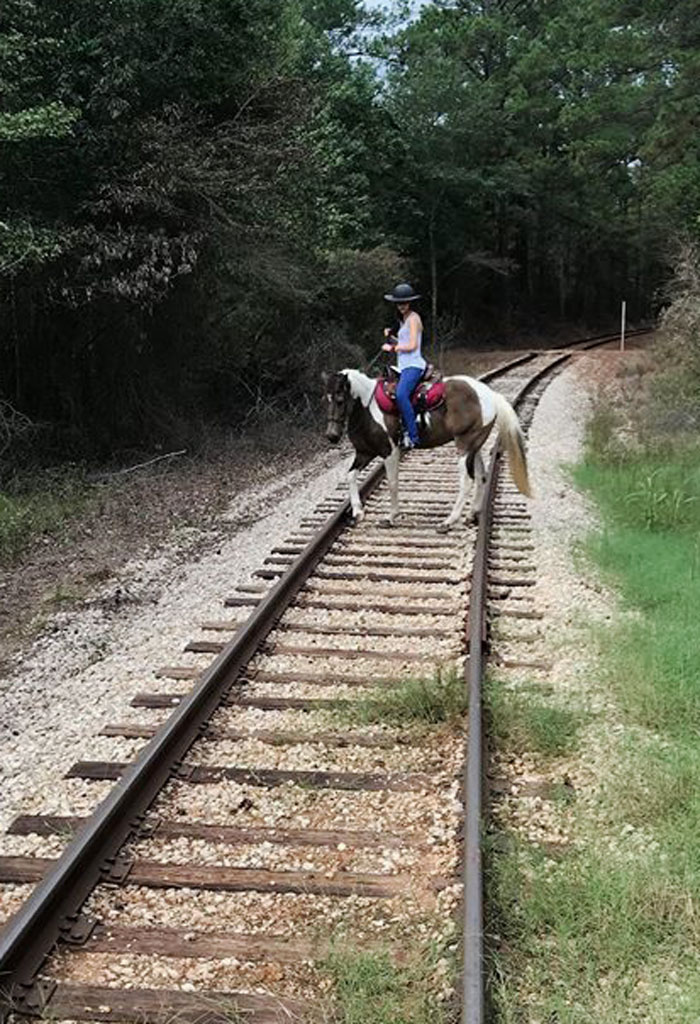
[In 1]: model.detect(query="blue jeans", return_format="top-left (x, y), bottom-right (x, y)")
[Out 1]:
top-left (396, 366), bottom-right (424, 444)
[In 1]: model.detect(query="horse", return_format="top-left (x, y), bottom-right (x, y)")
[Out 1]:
top-left (323, 367), bottom-right (531, 532)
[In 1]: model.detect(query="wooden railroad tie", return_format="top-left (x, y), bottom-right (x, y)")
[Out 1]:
top-left (0, 856), bottom-right (450, 899)
top-left (10, 814), bottom-right (421, 850)
top-left (65, 760), bottom-right (437, 792)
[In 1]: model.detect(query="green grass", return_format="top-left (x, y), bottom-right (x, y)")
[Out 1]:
top-left (321, 945), bottom-right (456, 1024)
top-left (486, 421), bottom-right (700, 1023)
top-left (323, 670), bottom-right (463, 1022)
top-left (573, 455), bottom-right (700, 738)
top-left (487, 680), bottom-right (582, 757)
top-left (0, 469), bottom-right (92, 564)
top-left (338, 667), bottom-right (466, 727)
top-left (489, 840), bottom-right (700, 1023)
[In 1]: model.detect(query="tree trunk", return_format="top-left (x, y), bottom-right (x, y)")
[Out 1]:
top-left (11, 279), bottom-right (21, 407)
top-left (429, 223), bottom-right (437, 346)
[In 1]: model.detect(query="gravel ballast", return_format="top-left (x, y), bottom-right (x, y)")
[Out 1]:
top-left (0, 450), bottom-right (353, 836)
top-left (0, 349), bottom-right (620, 1017)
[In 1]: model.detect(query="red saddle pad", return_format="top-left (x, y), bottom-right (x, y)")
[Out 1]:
top-left (374, 378), bottom-right (445, 414)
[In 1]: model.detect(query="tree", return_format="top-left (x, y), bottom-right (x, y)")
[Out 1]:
top-left (377, 0), bottom-right (692, 332)
top-left (0, 0), bottom-right (396, 450)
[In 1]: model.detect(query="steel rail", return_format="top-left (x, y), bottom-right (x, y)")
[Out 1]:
top-left (0, 327), bottom-right (654, 1020)
top-left (459, 328), bottom-right (654, 1019)
top-left (579, 326), bottom-right (651, 349)
top-left (476, 325), bottom-right (651, 390)
top-left (461, 345), bottom-right (594, 1024)
top-left (0, 465), bottom-right (391, 1011)
top-left (0, 353), bottom-right (542, 1009)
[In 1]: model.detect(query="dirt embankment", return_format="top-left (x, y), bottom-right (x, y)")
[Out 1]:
top-left (0, 431), bottom-right (329, 672)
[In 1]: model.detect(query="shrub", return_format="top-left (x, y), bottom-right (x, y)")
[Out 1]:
top-left (650, 240), bottom-right (700, 431)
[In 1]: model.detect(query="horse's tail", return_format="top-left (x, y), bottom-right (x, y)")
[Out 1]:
top-left (492, 393), bottom-right (532, 497)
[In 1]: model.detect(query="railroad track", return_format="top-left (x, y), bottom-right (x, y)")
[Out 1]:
top-left (0, 332), bottom-right (649, 1024)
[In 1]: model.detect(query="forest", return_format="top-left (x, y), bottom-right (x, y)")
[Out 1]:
top-left (1, 0), bottom-right (698, 455)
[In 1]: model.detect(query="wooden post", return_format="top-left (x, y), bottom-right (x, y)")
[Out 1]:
top-left (620, 299), bottom-right (627, 352)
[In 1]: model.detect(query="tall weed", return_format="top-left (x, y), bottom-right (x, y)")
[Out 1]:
top-left (584, 402), bottom-right (624, 464)
top-left (321, 945), bottom-right (452, 1024)
top-left (623, 468), bottom-right (697, 531)
top-left (340, 667), bottom-right (466, 727)
top-left (575, 448), bottom-right (700, 535)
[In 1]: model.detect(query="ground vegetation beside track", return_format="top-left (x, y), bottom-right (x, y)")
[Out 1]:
top-left (487, 263), bottom-right (700, 1021)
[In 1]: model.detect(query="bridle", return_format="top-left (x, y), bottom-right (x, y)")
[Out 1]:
top-left (326, 374), bottom-right (350, 440)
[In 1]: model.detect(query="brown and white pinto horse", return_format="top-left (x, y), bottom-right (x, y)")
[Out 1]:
top-left (324, 368), bottom-right (531, 531)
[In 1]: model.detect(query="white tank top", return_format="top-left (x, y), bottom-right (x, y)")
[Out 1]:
top-left (397, 314), bottom-right (426, 372)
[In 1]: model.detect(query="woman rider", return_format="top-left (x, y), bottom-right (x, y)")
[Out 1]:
top-left (382, 282), bottom-right (426, 449)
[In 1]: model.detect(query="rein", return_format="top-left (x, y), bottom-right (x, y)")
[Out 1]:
top-left (363, 349), bottom-right (383, 375)
top-left (327, 405), bottom-right (346, 435)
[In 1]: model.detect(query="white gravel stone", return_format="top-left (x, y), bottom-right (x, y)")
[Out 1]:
top-left (82, 884), bottom-right (448, 942)
top-left (0, 450), bottom-right (355, 834)
top-left (5, 359), bottom-right (583, 1008)
top-left (155, 778), bottom-right (460, 834)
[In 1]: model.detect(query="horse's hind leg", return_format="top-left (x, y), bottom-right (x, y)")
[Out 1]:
top-left (348, 453), bottom-right (370, 522)
top-left (437, 452), bottom-right (470, 533)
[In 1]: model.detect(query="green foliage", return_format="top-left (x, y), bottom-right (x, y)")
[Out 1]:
top-left (0, 469), bottom-right (92, 564)
top-left (648, 241), bottom-right (700, 430)
top-left (342, 666), bottom-right (466, 727)
top-left (0, 0), bottom-right (397, 452)
top-left (583, 402), bottom-right (624, 464)
top-left (488, 404), bottom-right (700, 1024)
top-left (0, 102), bottom-right (80, 141)
top-left (321, 944), bottom-right (453, 1024)
top-left (624, 468), bottom-right (698, 531)
top-left (0, 219), bottom-right (72, 272)
top-left (487, 681), bottom-right (582, 758)
top-left (576, 503), bottom-right (700, 736)
top-left (3, 0), bottom-right (700, 454)
top-left (575, 410), bottom-right (700, 736)
top-left (575, 446), bottom-right (700, 536)
top-left (490, 839), bottom-right (700, 1023)
top-left (375, 0), bottom-right (700, 330)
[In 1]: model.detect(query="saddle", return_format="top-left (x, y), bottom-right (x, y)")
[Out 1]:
top-left (374, 363), bottom-right (445, 416)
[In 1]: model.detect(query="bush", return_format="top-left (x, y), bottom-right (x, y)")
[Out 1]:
top-left (323, 246), bottom-right (409, 350)
top-left (650, 240), bottom-right (700, 430)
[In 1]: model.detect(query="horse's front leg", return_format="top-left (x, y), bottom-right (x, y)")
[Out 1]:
top-left (348, 465), bottom-right (364, 522)
top-left (470, 450), bottom-right (488, 523)
top-left (381, 446), bottom-right (400, 526)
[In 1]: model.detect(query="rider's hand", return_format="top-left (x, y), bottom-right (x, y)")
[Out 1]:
top-left (382, 343), bottom-right (394, 352)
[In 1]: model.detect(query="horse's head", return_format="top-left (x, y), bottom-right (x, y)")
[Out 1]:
top-left (323, 371), bottom-right (351, 445)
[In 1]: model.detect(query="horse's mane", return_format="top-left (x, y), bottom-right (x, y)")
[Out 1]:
top-left (341, 368), bottom-right (375, 406)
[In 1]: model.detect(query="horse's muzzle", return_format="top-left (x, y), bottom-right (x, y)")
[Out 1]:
top-left (326, 429), bottom-right (342, 445)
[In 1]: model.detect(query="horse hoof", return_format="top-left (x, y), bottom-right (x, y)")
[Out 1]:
top-left (436, 521), bottom-right (451, 534)
top-left (351, 512), bottom-right (365, 526)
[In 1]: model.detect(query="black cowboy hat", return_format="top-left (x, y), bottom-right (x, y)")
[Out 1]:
top-left (384, 282), bottom-right (421, 303)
